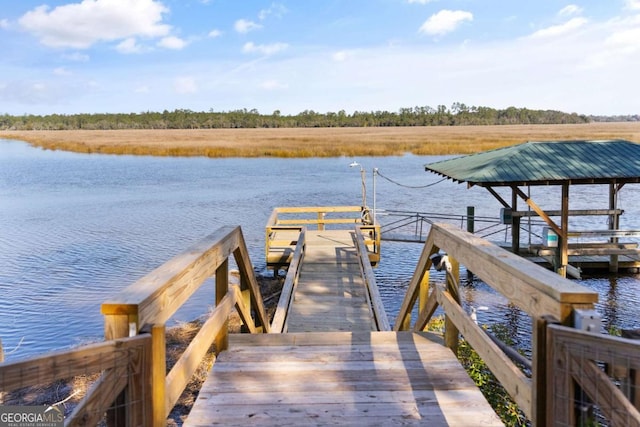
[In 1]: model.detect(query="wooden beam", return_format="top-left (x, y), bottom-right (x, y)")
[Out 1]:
top-left (271, 229), bottom-right (305, 333)
top-left (355, 227), bottom-right (390, 331)
top-left (514, 187), bottom-right (563, 236)
top-left (393, 231), bottom-right (439, 331)
top-left (438, 289), bottom-right (533, 419)
top-left (102, 226), bottom-right (241, 328)
top-left (486, 186), bottom-right (511, 208)
top-left (429, 223), bottom-right (597, 321)
top-left (511, 209), bottom-right (624, 217)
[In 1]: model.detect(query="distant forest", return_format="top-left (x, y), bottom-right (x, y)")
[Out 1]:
top-left (1, 103), bottom-right (637, 130)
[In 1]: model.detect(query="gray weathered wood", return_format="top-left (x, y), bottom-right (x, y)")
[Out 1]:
top-left (184, 332), bottom-right (502, 426)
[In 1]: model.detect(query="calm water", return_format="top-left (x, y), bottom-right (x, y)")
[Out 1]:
top-left (1, 139), bottom-right (640, 361)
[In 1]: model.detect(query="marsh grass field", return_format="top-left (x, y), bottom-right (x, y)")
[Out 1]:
top-left (2, 122), bottom-right (640, 157)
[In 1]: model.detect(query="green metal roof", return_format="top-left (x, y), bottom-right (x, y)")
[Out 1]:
top-left (425, 140), bottom-right (640, 186)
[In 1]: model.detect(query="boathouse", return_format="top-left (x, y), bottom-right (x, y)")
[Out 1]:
top-left (425, 139), bottom-right (640, 277)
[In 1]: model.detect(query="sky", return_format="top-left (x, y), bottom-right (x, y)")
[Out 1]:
top-left (0, 0), bottom-right (639, 116)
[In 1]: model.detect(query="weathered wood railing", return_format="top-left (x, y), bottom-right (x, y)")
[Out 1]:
top-left (0, 225), bottom-right (269, 426)
top-left (547, 324), bottom-right (640, 426)
top-left (270, 227), bottom-right (306, 333)
top-left (354, 226), bottom-right (391, 331)
top-left (395, 222), bottom-right (600, 426)
top-left (265, 206), bottom-right (380, 269)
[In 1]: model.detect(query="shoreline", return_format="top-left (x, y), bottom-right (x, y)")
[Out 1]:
top-left (2, 122), bottom-right (640, 158)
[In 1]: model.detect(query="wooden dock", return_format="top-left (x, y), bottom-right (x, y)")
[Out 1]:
top-left (184, 226), bottom-right (502, 426)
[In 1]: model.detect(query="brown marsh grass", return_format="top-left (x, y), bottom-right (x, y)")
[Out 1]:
top-left (2, 122), bottom-right (640, 157)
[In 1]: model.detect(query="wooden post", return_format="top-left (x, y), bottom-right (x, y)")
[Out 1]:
top-left (511, 186), bottom-right (521, 254)
top-left (151, 325), bottom-right (166, 426)
top-left (444, 256), bottom-right (460, 355)
top-left (317, 212), bottom-right (325, 231)
top-left (609, 183), bottom-right (620, 273)
top-left (533, 315), bottom-right (559, 427)
top-left (215, 259), bottom-right (229, 353)
top-left (418, 269), bottom-right (430, 329)
top-left (557, 183), bottom-right (569, 278)
top-left (104, 313), bottom-right (133, 427)
top-left (466, 206), bottom-right (475, 233)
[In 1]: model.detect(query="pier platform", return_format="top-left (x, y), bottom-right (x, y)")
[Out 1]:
top-left (185, 221), bottom-right (501, 426)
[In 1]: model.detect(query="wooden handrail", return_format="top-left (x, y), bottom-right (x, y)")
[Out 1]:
top-left (394, 222), bottom-right (599, 424)
top-left (354, 226), bottom-right (390, 331)
top-left (1, 226), bottom-right (269, 426)
top-left (266, 206), bottom-right (380, 268)
top-left (271, 228), bottom-right (306, 333)
top-left (101, 225), bottom-right (268, 333)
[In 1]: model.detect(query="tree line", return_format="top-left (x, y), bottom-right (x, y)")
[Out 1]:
top-left (0, 103), bottom-right (605, 131)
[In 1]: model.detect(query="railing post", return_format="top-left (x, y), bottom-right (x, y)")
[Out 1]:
top-left (215, 259), bottom-right (229, 352)
top-left (104, 313), bottom-right (136, 427)
top-left (151, 325), bottom-right (166, 426)
top-left (466, 206), bottom-right (475, 233)
top-left (444, 256), bottom-right (460, 354)
top-left (533, 315), bottom-right (559, 427)
top-left (317, 211), bottom-right (325, 231)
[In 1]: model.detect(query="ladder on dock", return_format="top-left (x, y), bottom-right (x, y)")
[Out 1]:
top-left (184, 208), bottom-right (502, 426)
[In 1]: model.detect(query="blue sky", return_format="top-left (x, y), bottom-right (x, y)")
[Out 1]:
top-left (1, 0), bottom-right (639, 116)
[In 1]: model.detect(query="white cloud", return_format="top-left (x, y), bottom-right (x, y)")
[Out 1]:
top-left (258, 3), bottom-right (287, 21)
top-left (332, 51), bottom-right (349, 62)
top-left (135, 85), bottom-right (149, 93)
top-left (208, 29), bottom-right (222, 38)
top-left (18, 0), bottom-right (171, 49)
top-left (558, 5), bottom-right (583, 17)
top-left (234, 19), bottom-right (262, 34)
top-left (174, 76), bottom-right (197, 94)
top-left (529, 17), bottom-right (588, 39)
top-left (53, 67), bottom-right (71, 76)
top-left (0, 19), bottom-right (9, 29)
top-left (62, 52), bottom-right (90, 62)
top-left (407, 0), bottom-right (435, 4)
top-left (158, 36), bottom-right (187, 50)
top-left (625, 0), bottom-right (640, 10)
top-left (261, 80), bottom-right (288, 90)
top-left (419, 10), bottom-right (473, 36)
top-left (242, 41), bottom-right (288, 55)
top-left (116, 37), bottom-right (145, 54)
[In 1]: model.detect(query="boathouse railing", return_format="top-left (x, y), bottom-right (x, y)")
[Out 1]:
top-left (0, 226), bottom-right (269, 426)
top-left (394, 222), bottom-right (600, 425)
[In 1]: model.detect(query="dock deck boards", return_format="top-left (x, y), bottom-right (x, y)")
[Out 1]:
top-left (184, 229), bottom-right (502, 426)
top-left (184, 332), bottom-right (503, 426)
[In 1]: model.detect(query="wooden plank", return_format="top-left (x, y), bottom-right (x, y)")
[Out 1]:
top-left (184, 331), bottom-right (502, 427)
top-left (438, 288), bottom-right (533, 419)
top-left (355, 227), bottom-right (390, 331)
top-left (164, 288), bottom-right (235, 411)
top-left (271, 230), bottom-right (305, 332)
top-left (0, 334), bottom-right (150, 391)
top-left (67, 364), bottom-right (129, 427)
top-left (512, 209), bottom-right (624, 217)
top-left (430, 223), bottom-right (597, 321)
top-left (570, 354), bottom-right (640, 427)
top-left (101, 226), bottom-right (240, 328)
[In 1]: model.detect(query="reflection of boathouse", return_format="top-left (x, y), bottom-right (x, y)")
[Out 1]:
top-left (426, 140), bottom-right (640, 277)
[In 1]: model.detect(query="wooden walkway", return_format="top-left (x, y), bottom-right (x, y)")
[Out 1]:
top-left (184, 229), bottom-right (502, 426)
top-left (287, 230), bottom-right (376, 332)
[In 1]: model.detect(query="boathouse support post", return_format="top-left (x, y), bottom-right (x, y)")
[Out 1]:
top-left (556, 183), bottom-right (569, 278)
top-left (511, 186), bottom-right (521, 254)
top-left (609, 183), bottom-right (620, 273)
